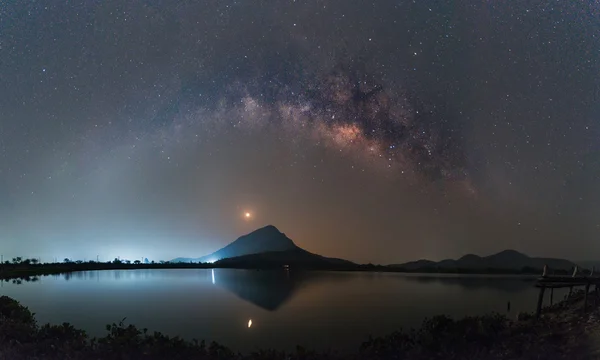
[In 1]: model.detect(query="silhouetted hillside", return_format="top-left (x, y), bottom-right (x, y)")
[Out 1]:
top-left (171, 225), bottom-right (353, 267)
top-left (391, 249), bottom-right (578, 273)
top-left (215, 248), bottom-right (355, 269)
top-left (172, 225), bottom-right (298, 263)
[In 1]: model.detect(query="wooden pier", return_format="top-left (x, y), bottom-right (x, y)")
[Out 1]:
top-left (535, 265), bottom-right (600, 318)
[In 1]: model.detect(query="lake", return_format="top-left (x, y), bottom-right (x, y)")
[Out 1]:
top-left (0, 269), bottom-right (562, 353)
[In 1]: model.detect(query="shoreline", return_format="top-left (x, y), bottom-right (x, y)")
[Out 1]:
top-left (1, 291), bottom-right (599, 359)
top-left (0, 261), bottom-right (548, 281)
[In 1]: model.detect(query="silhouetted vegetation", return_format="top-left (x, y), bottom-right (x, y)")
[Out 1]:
top-left (382, 265), bottom-right (570, 275)
top-left (0, 294), bottom-right (592, 359)
top-left (0, 258), bottom-right (216, 280)
top-left (0, 256), bottom-right (557, 281)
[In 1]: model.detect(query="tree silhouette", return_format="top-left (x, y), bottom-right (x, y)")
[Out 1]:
top-left (30, 259), bottom-right (39, 265)
top-left (134, 260), bottom-right (141, 265)
top-left (64, 258), bottom-right (71, 263)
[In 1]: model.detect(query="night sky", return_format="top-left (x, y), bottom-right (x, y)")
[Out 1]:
top-left (1, 1), bottom-right (599, 264)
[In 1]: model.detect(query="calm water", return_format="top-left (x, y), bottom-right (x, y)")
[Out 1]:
top-left (0, 270), bottom-right (561, 353)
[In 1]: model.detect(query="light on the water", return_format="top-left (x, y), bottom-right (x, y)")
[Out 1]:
top-left (211, 269), bottom-right (215, 284)
top-left (248, 319), bottom-right (252, 328)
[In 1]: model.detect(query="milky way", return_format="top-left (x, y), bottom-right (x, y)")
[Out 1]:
top-left (153, 63), bottom-right (470, 188)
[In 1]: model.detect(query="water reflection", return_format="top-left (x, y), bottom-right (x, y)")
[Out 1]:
top-left (212, 270), bottom-right (350, 311)
top-left (212, 270), bottom-right (297, 311)
top-left (3, 269), bottom-right (331, 312)
top-left (1, 275), bottom-right (40, 286)
top-left (403, 274), bottom-right (536, 293)
top-left (4, 271), bottom-right (538, 311)
top-left (0, 269), bottom-right (549, 352)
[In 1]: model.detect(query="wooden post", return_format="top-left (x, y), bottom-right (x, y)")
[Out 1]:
top-left (584, 283), bottom-right (590, 312)
top-left (569, 286), bottom-right (573, 298)
top-left (550, 288), bottom-right (554, 305)
top-left (536, 286), bottom-right (546, 319)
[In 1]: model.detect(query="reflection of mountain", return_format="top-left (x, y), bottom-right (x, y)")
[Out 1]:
top-left (403, 275), bottom-right (536, 293)
top-left (212, 269), bottom-right (296, 311)
top-left (212, 270), bottom-right (349, 311)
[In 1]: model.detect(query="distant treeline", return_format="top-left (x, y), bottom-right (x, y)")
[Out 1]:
top-left (0, 257), bottom-right (567, 280)
top-left (0, 258), bottom-right (215, 279)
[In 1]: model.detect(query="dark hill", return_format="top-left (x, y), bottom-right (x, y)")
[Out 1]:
top-left (215, 248), bottom-right (354, 269)
top-left (171, 225), bottom-right (353, 267)
top-left (391, 249), bottom-right (578, 273)
top-left (172, 225), bottom-right (298, 263)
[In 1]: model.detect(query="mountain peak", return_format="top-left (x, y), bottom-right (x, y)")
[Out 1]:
top-left (489, 249), bottom-right (529, 259)
top-left (458, 254), bottom-right (481, 260)
top-left (237, 225), bottom-right (290, 242)
top-left (253, 224), bottom-right (282, 234)
top-left (173, 225), bottom-right (298, 263)
top-left (496, 249), bottom-right (524, 255)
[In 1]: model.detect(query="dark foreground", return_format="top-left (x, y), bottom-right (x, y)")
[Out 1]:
top-left (1, 292), bottom-right (600, 360)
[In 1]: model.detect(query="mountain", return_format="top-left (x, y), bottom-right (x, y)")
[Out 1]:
top-left (171, 225), bottom-right (353, 268)
top-left (390, 249), bottom-right (579, 273)
top-left (172, 225), bottom-right (297, 263)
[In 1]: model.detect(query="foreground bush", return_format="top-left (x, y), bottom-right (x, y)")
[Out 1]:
top-left (0, 296), bottom-right (581, 359)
